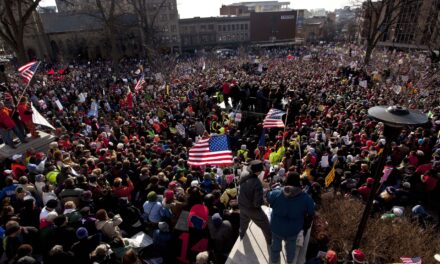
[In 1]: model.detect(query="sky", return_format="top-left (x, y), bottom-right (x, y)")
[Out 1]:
top-left (40, 0), bottom-right (352, 19)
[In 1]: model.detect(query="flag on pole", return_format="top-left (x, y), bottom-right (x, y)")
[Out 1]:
top-left (134, 73), bottom-right (145, 92)
top-left (263, 108), bottom-right (286, 128)
top-left (400, 257), bottom-right (422, 264)
top-left (325, 164), bottom-right (336, 187)
top-left (18, 61), bottom-right (40, 84)
top-left (258, 129), bottom-right (266, 147)
top-left (31, 103), bottom-right (55, 130)
top-left (188, 135), bottom-right (233, 167)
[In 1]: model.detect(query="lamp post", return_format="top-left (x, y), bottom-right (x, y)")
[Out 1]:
top-left (351, 105), bottom-right (428, 251)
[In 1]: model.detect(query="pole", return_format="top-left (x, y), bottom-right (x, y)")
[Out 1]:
top-left (281, 107), bottom-right (289, 147)
top-left (12, 61), bottom-right (41, 115)
top-left (351, 125), bottom-right (400, 251)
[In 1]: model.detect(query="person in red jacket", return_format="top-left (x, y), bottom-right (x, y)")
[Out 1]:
top-left (112, 177), bottom-right (134, 201)
top-left (0, 101), bottom-right (27, 148)
top-left (17, 97), bottom-right (39, 138)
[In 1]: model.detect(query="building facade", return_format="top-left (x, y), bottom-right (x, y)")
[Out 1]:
top-left (220, 1), bottom-right (290, 16)
top-left (179, 16), bottom-right (250, 50)
top-left (250, 11), bottom-right (297, 43)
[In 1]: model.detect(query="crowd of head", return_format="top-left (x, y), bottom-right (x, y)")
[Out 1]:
top-left (0, 44), bottom-right (438, 264)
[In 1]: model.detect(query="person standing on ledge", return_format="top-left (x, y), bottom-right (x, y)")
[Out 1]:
top-left (17, 97), bottom-right (40, 138)
top-left (238, 160), bottom-right (272, 245)
top-left (0, 101), bottom-right (28, 148)
top-left (267, 172), bottom-right (315, 264)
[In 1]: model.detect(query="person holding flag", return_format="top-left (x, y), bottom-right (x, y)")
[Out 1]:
top-left (17, 96), bottom-right (40, 138)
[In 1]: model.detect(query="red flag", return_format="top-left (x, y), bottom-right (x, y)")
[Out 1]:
top-left (287, 54), bottom-right (293, 60)
top-left (58, 68), bottom-right (66, 75)
top-left (47, 68), bottom-right (55, 75)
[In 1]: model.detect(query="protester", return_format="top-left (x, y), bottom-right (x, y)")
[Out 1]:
top-left (0, 44), bottom-right (438, 263)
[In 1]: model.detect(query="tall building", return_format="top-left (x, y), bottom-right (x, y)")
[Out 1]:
top-left (250, 11), bottom-right (297, 43)
top-left (220, 1), bottom-right (290, 16)
top-left (359, 0), bottom-right (440, 49)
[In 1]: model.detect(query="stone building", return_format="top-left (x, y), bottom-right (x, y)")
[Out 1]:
top-left (359, 0), bottom-right (440, 49)
top-left (24, 0), bottom-right (180, 61)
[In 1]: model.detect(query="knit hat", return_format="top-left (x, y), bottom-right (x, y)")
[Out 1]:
top-left (168, 181), bottom-right (177, 190)
top-left (76, 227), bottom-right (88, 240)
top-left (326, 250), bottom-right (337, 264)
top-left (352, 249), bottom-right (366, 263)
top-left (46, 199), bottom-right (58, 209)
top-left (164, 190), bottom-right (174, 201)
top-left (147, 191), bottom-right (157, 202)
top-left (212, 213), bottom-right (223, 228)
top-left (366, 177), bottom-right (374, 184)
top-left (412, 205), bottom-right (428, 217)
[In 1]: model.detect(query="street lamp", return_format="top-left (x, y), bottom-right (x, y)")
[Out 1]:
top-left (351, 105), bottom-right (428, 251)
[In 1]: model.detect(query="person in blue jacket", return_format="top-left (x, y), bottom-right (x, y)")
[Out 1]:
top-left (267, 172), bottom-right (315, 264)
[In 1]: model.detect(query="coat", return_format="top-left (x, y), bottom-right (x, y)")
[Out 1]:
top-left (95, 214), bottom-right (123, 239)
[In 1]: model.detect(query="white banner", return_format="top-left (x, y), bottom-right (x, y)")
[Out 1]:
top-left (31, 104), bottom-right (55, 130)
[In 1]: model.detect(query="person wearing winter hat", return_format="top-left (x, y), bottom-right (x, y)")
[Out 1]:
top-left (142, 191), bottom-right (164, 225)
top-left (71, 226), bottom-right (101, 263)
top-left (39, 199), bottom-right (58, 221)
top-left (267, 172), bottom-right (315, 264)
top-left (238, 160), bottom-right (271, 245)
top-left (209, 213), bottom-right (234, 264)
top-left (352, 249), bottom-right (366, 263)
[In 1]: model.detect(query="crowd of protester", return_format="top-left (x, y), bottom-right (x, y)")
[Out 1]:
top-left (0, 44), bottom-right (438, 264)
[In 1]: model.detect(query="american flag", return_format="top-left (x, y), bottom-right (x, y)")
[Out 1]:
top-left (188, 135), bottom-right (233, 167)
top-left (263, 108), bottom-right (286, 128)
top-left (400, 257), bottom-right (422, 264)
top-left (18, 61), bottom-right (40, 84)
top-left (134, 73), bottom-right (145, 92)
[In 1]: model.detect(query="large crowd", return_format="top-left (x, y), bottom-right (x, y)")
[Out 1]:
top-left (0, 44), bottom-right (439, 264)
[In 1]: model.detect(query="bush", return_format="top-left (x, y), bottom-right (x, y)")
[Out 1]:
top-left (319, 196), bottom-right (440, 263)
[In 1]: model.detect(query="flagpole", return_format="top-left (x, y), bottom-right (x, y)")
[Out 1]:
top-left (281, 107), bottom-right (289, 147)
top-left (13, 61), bottom-right (41, 114)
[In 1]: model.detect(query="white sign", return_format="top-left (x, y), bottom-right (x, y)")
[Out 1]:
top-left (281, 15), bottom-right (295, 20)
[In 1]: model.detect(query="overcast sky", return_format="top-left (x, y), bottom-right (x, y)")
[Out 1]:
top-left (40, 0), bottom-right (352, 19)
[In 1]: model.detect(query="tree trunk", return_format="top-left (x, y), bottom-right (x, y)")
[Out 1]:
top-left (364, 44), bottom-right (374, 66)
top-left (16, 39), bottom-right (28, 64)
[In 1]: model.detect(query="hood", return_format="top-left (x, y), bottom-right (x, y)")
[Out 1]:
top-left (283, 186), bottom-right (302, 198)
top-left (225, 187), bottom-right (238, 197)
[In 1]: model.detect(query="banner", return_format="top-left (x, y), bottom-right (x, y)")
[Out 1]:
top-left (31, 104), bottom-right (55, 130)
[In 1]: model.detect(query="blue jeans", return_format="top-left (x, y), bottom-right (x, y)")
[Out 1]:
top-left (270, 232), bottom-right (297, 264)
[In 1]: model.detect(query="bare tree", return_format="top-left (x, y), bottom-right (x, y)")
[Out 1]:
top-left (0, 0), bottom-right (42, 63)
top-left (359, 0), bottom-right (419, 65)
top-left (129, 0), bottom-right (168, 57)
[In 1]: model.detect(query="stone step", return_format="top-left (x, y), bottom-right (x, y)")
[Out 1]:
top-left (226, 206), bottom-right (310, 264)
top-left (0, 131), bottom-right (56, 159)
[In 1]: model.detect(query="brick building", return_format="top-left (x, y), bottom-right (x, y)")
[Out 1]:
top-left (250, 11), bottom-right (297, 43)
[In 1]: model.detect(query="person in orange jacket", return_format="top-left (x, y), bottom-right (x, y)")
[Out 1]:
top-left (0, 101), bottom-right (27, 148)
top-left (17, 97), bottom-right (39, 138)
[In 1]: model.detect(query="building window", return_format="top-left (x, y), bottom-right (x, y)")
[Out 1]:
top-left (160, 14), bottom-right (167, 21)
top-left (190, 26), bottom-right (196, 33)
top-left (171, 25), bottom-right (177, 32)
top-left (232, 24), bottom-right (235, 30)
top-left (244, 24), bottom-right (248, 30)
top-left (223, 25), bottom-right (226, 31)
top-left (241, 24), bottom-right (244, 30)
top-left (218, 25), bottom-right (222, 31)
top-left (227, 24), bottom-right (231, 31)
top-left (169, 14), bottom-right (175, 20)
top-left (201, 25), bottom-right (206, 30)
top-left (208, 24), bottom-right (214, 30)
